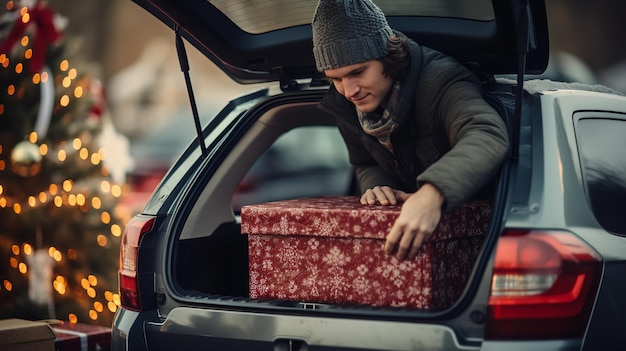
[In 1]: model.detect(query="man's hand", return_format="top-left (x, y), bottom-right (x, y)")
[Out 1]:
top-left (383, 183), bottom-right (444, 260)
top-left (360, 185), bottom-right (411, 205)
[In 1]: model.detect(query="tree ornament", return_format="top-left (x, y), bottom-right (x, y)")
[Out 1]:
top-left (26, 248), bottom-right (54, 306)
top-left (10, 140), bottom-right (42, 176)
top-left (0, 1), bottom-right (62, 73)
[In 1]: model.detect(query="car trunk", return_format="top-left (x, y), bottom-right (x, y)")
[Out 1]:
top-left (136, 83), bottom-right (518, 351)
top-left (168, 82), bottom-right (518, 307)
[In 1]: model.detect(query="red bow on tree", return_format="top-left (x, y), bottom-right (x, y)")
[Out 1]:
top-left (0, 1), bottom-right (62, 73)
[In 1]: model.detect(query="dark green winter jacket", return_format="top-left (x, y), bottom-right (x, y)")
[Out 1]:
top-left (318, 36), bottom-right (510, 211)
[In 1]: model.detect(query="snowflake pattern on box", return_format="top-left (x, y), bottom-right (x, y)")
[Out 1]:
top-left (241, 196), bottom-right (491, 309)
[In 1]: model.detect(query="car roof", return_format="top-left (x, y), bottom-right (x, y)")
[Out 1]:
top-left (132, 0), bottom-right (549, 84)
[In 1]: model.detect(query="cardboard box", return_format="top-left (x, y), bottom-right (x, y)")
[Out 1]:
top-left (241, 196), bottom-right (491, 309)
top-left (51, 321), bottom-right (111, 351)
top-left (0, 318), bottom-right (55, 351)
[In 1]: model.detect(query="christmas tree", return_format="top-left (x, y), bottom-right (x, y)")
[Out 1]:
top-left (0, 1), bottom-right (132, 326)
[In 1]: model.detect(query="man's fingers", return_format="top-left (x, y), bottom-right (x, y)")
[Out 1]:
top-left (385, 219), bottom-right (429, 260)
top-left (382, 187), bottom-right (397, 205)
top-left (371, 186), bottom-right (397, 205)
top-left (406, 233), bottom-right (425, 260)
top-left (360, 190), bottom-right (376, 205)
top-left (361, 186), bottom-right (408, 206)
top-left (371, 186), bottom-right (389, 205)
top-left (395, 228), bottom-right (420, 260)
top-left (387, 231), bottom-right (426, 260)
top-left (384, 226), bottom-right (401, 255)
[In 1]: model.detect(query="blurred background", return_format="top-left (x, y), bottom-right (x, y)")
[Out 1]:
top-left (0, 0), bottom-right (625, 327)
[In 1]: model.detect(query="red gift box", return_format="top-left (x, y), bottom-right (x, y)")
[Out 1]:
top-left (240, 196), bottom-right (491, 309)
top-left (52, 321), bottom-right (111, 351)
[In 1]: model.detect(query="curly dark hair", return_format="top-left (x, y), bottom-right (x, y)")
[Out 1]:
top-left (380, 32), bottom-right (410, 80)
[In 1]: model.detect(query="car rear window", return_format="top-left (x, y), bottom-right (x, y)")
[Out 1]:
top-left (233, 125), bottom-right (352, 212)
top-left (209, 0), bottom-right (495, 34)
top-left (575, 115), bottom-right (626, 235)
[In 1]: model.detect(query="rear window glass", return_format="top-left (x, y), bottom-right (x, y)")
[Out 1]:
top-left (233, 126), bottom-right (352, 212)
top-left (576, 116), bottom-right (626, 235)
top-left (209, 0), bottom-right (494, 34)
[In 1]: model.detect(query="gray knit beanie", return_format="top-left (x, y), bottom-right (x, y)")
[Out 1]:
top-left (312, 0), bottom-right (393, 72)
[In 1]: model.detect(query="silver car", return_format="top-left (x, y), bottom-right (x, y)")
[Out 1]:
top-left (112, 0), bottom-right (626, 350)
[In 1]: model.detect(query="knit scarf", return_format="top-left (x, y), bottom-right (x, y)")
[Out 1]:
top-left (357, 81), bottom-right (401, 154)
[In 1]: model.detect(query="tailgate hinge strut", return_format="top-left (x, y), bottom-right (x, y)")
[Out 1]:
top-left (175, 27), bottom-right (208, 157)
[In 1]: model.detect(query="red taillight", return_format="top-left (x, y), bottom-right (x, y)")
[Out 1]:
top-left (118, 215), bottom-right (155, 312)
top-left (486, 229), bottom-right (602, 340)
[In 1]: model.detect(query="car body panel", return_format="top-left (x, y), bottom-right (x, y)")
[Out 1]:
top-left (144, 307), bottom-right (478, 351)
top-left (582, 260), bottom-right (626, 350)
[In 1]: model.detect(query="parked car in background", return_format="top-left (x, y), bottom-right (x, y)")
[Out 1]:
top-left (112, 0), bottom-right (626, 350)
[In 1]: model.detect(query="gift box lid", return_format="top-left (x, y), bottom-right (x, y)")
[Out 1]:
top-left (0, 318), bottom-right (55, 351)
top-left (49, 320), bottom-right (112, 351)
top-left (240, 196), bottom-right (491, 241)
top-left (50, 320), bottom-right (112, 335)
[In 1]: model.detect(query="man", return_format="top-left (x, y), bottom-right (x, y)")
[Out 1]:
top-left (312, 0), bottom-right (510, 260)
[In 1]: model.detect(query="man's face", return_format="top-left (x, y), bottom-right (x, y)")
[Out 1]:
top-left (324, 60), bottom-right (393, 114)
